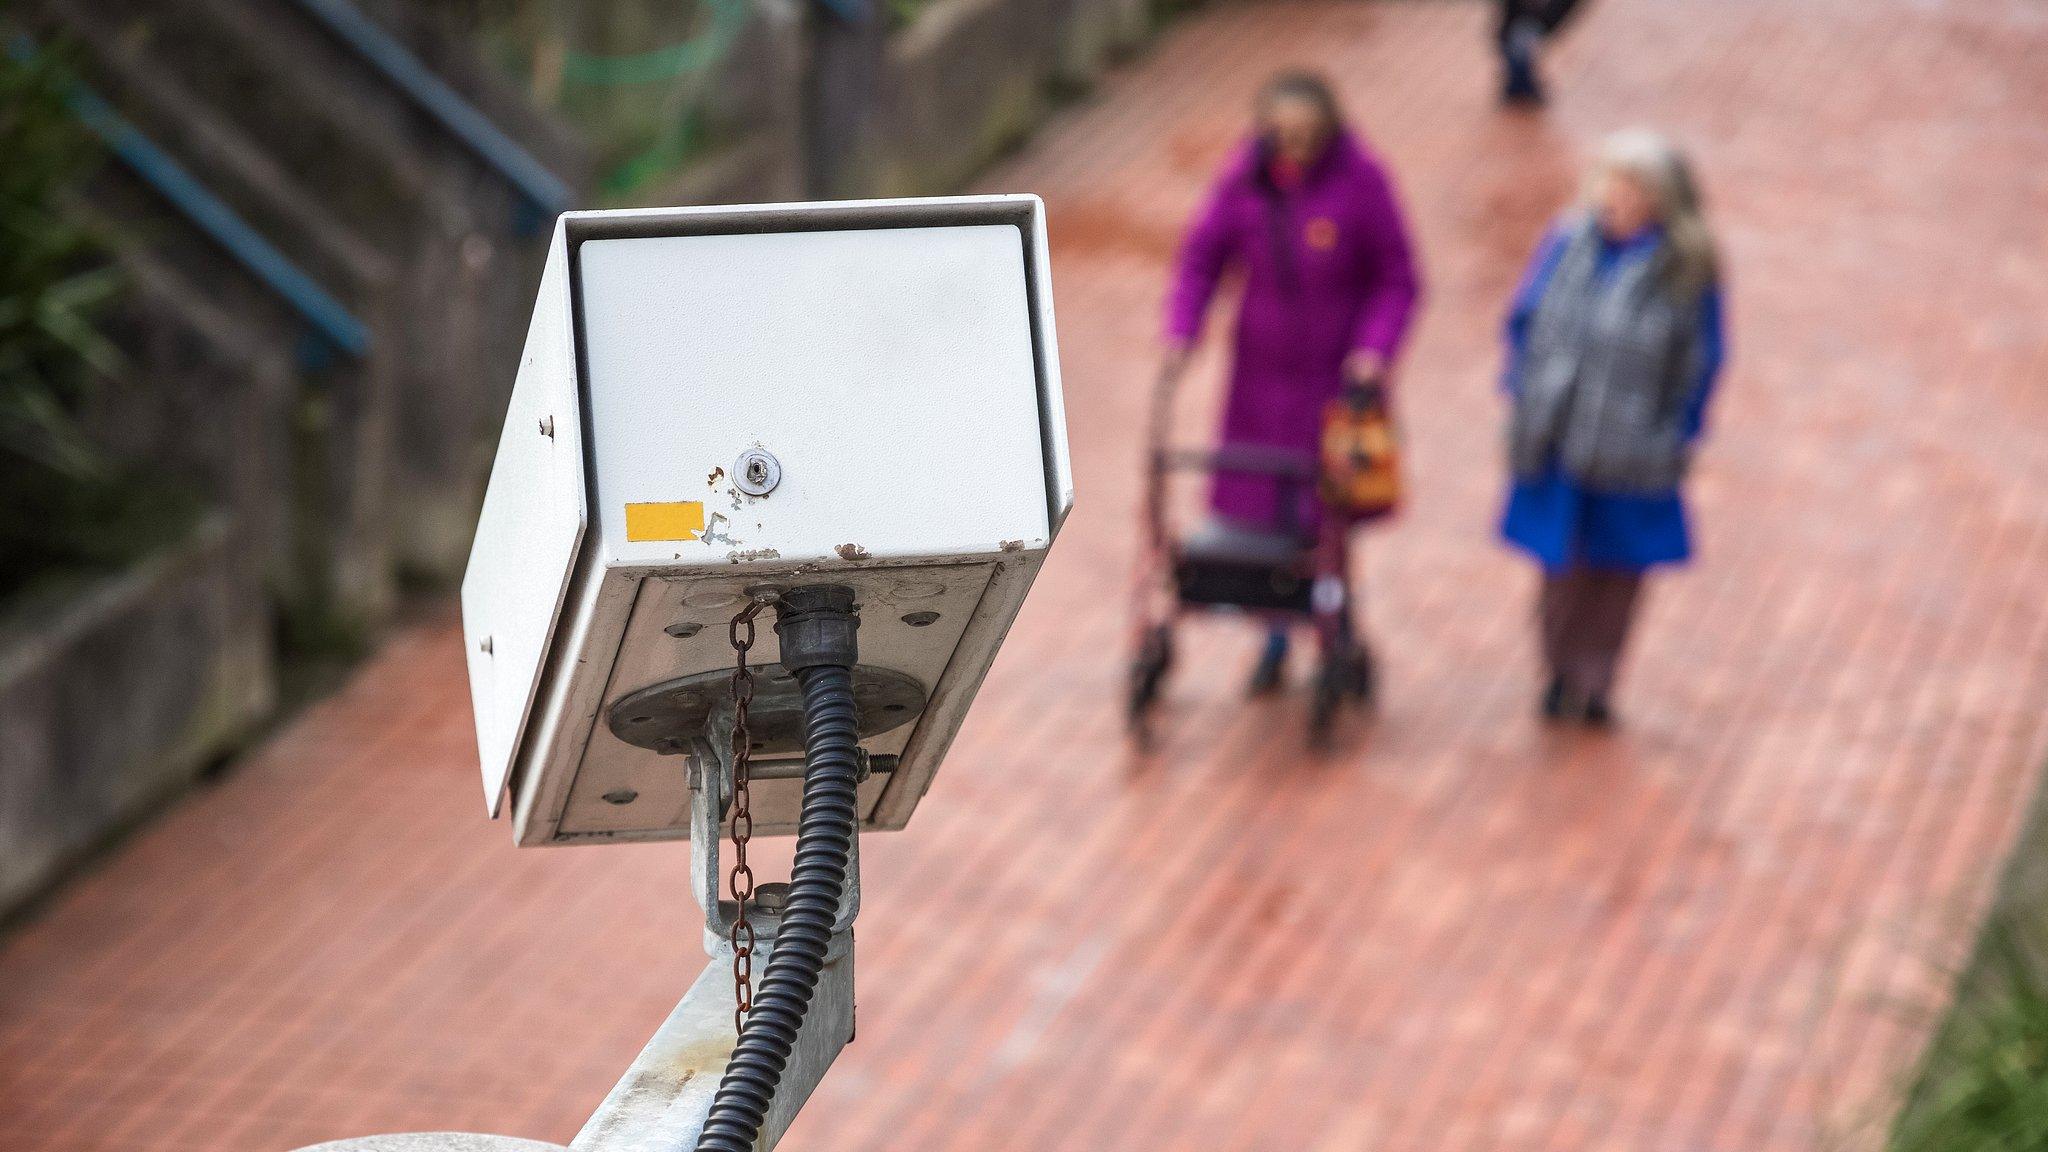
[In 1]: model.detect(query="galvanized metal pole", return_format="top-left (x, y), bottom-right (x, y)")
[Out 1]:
top-left (296, 1137), bottom-right (565, 1151)
top-left (291, 751), bottom-right (859, 1152)
top-left (569, 932), bottom-right (855, 1151)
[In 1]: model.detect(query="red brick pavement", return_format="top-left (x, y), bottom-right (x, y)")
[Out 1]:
top-left (6, 1), bottom-right (2048, 1149)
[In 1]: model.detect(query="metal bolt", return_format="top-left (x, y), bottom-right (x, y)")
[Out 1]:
top-left (665, 621), bottom-right (704, 638)
top-left (902, 611), bottom-right (940, 627)
top-left (538, 415), bottom-right (555, 439)
top-left (478, 635), bottom-right (494, 654)
top-left (734, 449), bottom-right (781, 496)
top-left (752, 882), bottom-right (791, 913)
top-left (602, 788), bottom-right (638, 805)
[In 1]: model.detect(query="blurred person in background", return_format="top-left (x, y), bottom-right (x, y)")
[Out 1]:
top-left (1500, 129), bottom-right (1724, 726)
top-left (1160, 70), bottom-right (1421, 694)
top-left (1497, 0), bottom-right (1586, 105)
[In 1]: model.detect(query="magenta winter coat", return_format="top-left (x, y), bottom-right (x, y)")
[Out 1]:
top-left (1166, 130), bottom-right (1422, 531)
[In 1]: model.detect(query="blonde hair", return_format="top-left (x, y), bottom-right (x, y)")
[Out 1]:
top-left (1589, 129), bottom-right (1719, 298)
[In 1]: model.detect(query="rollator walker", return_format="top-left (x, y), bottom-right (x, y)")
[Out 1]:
top-left (1127, 373), bottom-right (1389, 747)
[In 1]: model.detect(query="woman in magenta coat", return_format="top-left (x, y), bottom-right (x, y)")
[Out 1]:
top-left (1161, 71), bottom-right (1422, 692)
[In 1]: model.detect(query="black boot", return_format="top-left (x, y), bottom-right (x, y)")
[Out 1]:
top-left (1503, 56), bottom-right (1546, 105)
top-left (1582, 694), bottom-right (1616, 728)
top-left (1500, 17), bottom-right (1547, 106)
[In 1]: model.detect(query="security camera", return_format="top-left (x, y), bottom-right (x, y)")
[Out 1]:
top-left (460, 196), bottom-right (1073, 848)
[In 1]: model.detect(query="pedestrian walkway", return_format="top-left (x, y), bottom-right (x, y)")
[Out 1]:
top-left (6, 0), bottom-right (2048, 1149)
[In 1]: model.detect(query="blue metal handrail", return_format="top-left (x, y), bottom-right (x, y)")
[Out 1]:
top-left (10, 37), bottom-right (373, 363)
top-left (75, 88), bottom-right (374, 362)
top-left (282, 0), bottom-right (573, 227)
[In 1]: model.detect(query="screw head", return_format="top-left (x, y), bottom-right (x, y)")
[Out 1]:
top-left (601, 788), bottom-right (638, 806)
top-left (733, 449), bottom-right (781, 496)
top-left (902, 611), bottom-right (940, 627)
top-left (665, 621), bottom-right (703, 638)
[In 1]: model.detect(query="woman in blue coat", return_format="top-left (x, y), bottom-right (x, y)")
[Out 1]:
top-left (1501, 129), bottom-right (1725, 725)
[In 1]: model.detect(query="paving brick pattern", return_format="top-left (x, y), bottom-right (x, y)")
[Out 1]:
top-left (5, 1), bottom-right (2048, 1149)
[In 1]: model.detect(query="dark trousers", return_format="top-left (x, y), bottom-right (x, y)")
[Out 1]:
top-left (1497, 0), bottom-right (1585, 43)
top-left (1496, 0), bottom-right (1549, 99)
top-left (1539, 566), bottom-right (1644, 700)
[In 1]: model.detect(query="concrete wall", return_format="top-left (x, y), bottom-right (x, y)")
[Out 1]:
top-left (0, 513), bottom-right (273, 916)
top-left (2, 0), bottom-right (582, 918)
top-left (864, 0), bottom-right (1150, 196)
top-left (0, 249), bottom-right (290, 920)
top-left (643, 0), bottom-right (1155, 205)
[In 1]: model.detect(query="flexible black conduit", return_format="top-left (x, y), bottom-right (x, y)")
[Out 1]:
top-left (695, 662), bottom-right (862, 1152)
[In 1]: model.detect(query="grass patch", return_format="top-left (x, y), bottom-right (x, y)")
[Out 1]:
top-left (1892, 925), bottom-right (2048, 1151)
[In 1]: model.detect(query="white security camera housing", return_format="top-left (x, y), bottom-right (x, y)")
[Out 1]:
top-left (461, 197), bottom-right (1072, 846)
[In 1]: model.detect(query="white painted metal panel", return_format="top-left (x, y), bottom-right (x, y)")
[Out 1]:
top-left (575, 225), bottom-right (1051, 567)
top-left (460, 233), bottom-right (587, 816)
top-left (1024, 199), bottom-right (1076, 535)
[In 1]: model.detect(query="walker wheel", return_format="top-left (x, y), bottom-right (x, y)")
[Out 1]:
top-left (1127, 624), bottom-right (1174, 745)
top-left (1309, 668), bottom-right (1342, 747)
top-left (1309, 638), bottom-right (1373, 746)
top-left (1348, 643), bottom-right (1376, 705)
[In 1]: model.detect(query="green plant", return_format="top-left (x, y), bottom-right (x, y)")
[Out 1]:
top-left (0, 35), bottom-right (159, 603)
top-left (444, 0), bottom-right (753, 198)
top-left (887, 0), bottom-right (940, 31)
top-left (0, 39), bottom-right (117, 473)
top-left (1892, 926), bottom-right (2048, 1152)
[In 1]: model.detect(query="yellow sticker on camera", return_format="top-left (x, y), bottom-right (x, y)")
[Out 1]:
top-left (624, 501), bottom-right (706, 542)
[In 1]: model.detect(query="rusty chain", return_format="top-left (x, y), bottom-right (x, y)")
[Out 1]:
top-left (725, 596), bottom-right (771, 1034)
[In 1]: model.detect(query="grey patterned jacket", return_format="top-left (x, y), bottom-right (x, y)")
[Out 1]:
top-left (1509, 217), bottom-right (1706, 494)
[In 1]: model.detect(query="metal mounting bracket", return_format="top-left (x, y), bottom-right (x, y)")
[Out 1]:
top-left (688, 738), bottom-right (861, 956)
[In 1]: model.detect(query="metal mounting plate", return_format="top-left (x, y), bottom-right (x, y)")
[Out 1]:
top-left (606, 664), bottom-right (927, 755)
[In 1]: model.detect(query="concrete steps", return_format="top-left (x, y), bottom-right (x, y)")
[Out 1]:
top-left (29, 0), bottom-right (586, 629)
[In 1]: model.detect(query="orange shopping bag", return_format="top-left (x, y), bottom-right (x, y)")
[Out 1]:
top-left (1320, 389), bottom-right (1402, 520)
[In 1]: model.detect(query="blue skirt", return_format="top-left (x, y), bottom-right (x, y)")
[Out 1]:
top-left (1501, 465), bottom-right (1692, 573)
